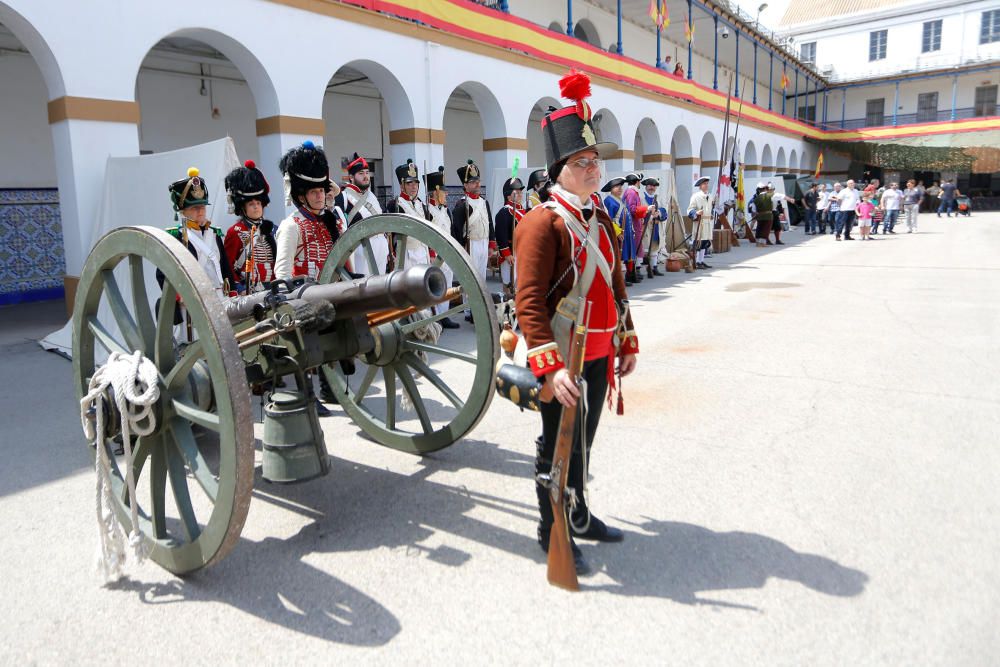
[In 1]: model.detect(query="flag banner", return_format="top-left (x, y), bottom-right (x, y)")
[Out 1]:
top-left (814, 152), bottom-right (824, 178)
top-left (684, 14), bottom-right (693, 42)
top-left (648, 0), bottom-right (658, 23)
top-left (660, 0), bottom-right (669, 27)
top-left (781, 71), bottom-right (790, 90)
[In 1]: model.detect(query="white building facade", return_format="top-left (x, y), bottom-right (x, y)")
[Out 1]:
top-left (1, 0), bottom-right (834, 306)
top-left (780, 0), bottom-right (1000, 126)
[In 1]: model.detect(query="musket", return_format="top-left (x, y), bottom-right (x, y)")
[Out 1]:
top-left (539, 298), bottom-right (590, 592)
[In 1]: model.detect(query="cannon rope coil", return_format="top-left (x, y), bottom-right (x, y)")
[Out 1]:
top-left (80, 350), bottom-right (159, 581)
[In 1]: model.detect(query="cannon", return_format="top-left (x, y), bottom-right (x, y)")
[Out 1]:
top-left (73, 214), bottom-right (498, 574)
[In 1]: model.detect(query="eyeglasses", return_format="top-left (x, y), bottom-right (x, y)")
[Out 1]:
top-left (566, 157), bottom-right (602, 171)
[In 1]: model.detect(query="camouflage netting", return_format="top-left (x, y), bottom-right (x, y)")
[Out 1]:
top-left (811, 130), bottom-right (1000, 173)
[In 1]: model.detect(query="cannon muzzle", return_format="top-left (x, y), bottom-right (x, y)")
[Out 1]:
top-left (225, 264), bottom-right (448, 324)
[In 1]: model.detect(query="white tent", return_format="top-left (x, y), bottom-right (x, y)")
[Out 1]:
top-left (40, 138), bottom-right (241, 358)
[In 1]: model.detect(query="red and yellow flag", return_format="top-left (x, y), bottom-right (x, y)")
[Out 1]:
top-left (780, 70), bottom-right (790, 90)
top-left (659, 1), bottom-right (669, 27)
top-left (814, 152), bottom-right (824, 178)
top-left (684, 14), bottom-right (694, 42)
top-left (648, 0), bottom-right (658, 23)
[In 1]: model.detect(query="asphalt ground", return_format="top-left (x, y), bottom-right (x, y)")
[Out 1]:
top-left (1, 211), bottom-right (998, 664)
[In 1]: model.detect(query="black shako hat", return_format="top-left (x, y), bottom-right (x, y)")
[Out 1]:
top-left (541, 70), bottom-right (616, 178)
top-left (395, 159), bottom-right (419, 184)
top-left (225, 160), bottom-right (270, 214)
top-left (424, 166), bottom-right (446, 193)
top-left (169, 167), bottom-right (210, 211)
top-left (279, 141), bottom-right (331, 204)
top-left (601, 177), bottom-right (626, 193)
top-left (347, 153), bottom-right (372, 176)
top-left (502, 177), bottom-right (524, 198)
top-left (527, 169), bottom-right (548, 190)
top-left (457, 159), bottom-right (481, 184)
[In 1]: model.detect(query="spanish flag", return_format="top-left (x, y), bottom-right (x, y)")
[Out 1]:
top-left (660, 0), bottom-right (669, 27)
top-left (814, 152), bottom-right (824, 178)
top-left (684, 14), bottom-right (694, 42)
top-left (780, 70), bottom-right (790, 91)
top-left (648, 0), bottom-right (658, 23)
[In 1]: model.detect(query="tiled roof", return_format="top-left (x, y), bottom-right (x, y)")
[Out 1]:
top-left (779, 0), bottom-right (912, 26)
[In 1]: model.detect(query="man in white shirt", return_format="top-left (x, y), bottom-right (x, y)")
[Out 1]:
top-left (816, 184), bottom-right (831, 234)
top-left (833, 179), bottom-right (860, 241)
top-left (879, 183), bottom-right (902, 234)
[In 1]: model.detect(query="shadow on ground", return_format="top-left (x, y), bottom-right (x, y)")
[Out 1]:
top-left (108, 436), bottom-right (867, 641)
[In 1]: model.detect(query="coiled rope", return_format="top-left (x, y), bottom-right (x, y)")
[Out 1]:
top-left (80, 350), bottom-right (159, 581)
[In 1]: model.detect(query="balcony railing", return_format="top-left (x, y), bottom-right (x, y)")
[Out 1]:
top-left (813, 106), bottom-right (999, 131)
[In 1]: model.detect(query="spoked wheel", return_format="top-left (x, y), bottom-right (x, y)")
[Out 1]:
top-left (318, 213), bottom-right (498, 454)
top-left (72, 226), bottom-right (253, 574)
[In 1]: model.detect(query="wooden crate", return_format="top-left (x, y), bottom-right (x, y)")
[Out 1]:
top-left (713, 229), bottom-right (730, 253)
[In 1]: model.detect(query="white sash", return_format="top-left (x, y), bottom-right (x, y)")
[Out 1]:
top-left (186, 227), bottom-right (223, 287)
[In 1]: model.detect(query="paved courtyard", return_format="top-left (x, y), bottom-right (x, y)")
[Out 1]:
top-left (1, 212), bottom-right (998, 664)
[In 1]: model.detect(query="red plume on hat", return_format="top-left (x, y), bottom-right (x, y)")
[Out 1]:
top-left (559, 70), bottom-right (592, 121)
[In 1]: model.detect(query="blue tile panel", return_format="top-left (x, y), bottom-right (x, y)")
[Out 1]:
top-left (0, 189), bottom-right (66, 305)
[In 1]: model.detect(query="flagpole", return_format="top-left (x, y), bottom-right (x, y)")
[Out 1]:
top-left (656, 24), bottom-right (662, 68)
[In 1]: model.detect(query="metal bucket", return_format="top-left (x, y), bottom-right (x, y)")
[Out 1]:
top-left (261, 390), bottom-right (330, 483)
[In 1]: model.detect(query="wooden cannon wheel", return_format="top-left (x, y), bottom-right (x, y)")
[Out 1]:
top-left (318, 213), bottom-right (499, 454)
top-left (72, 226), bottom-right (254, 574)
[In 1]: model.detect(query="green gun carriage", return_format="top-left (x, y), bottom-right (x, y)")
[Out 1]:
top-left (73, 214), bottom-right (499, 574)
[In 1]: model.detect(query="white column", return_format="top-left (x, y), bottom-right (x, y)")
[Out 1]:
top-left (50, 118), bottom-right (139, 277)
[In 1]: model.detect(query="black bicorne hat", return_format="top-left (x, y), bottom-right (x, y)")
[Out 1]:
top-left (641, 177), bottom-right (660, 187)
top-left (225, 160), bottom-right (270, 214)
top-left (169, 167), bottom-right (210, 211)
top-left (395, 159), bottom-right (419, 184)
top-left (540, 71), bottom-right (617, 177)
top-left (601, 177), bottom-right (626, 193)
top-left (502, 177), bottom-right (524, 198)
top-left (624, 172), bottom-right (643, 184)
top-left (527, 169), bottom-right (548, 190)
top-left (347, 152), bottom-right (372, 176)
top-left (424, 166), bottom-right (446, 193)
top-left (457, 159), bottom-right (481, 184)
top-left (279, 141), bottom-right (331, 203)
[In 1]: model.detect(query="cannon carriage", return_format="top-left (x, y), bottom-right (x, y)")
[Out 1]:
top-left (73, 214), bottom-right (499, 574)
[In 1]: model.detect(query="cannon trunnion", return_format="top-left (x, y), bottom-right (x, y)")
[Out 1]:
top-left (73, 215), bottom-right (498, 574)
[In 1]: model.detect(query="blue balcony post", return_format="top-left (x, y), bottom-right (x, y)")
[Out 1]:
top-left (734, 30), bottom-right (740, 97)
top-left (841, 89), bottom-right (846, 129)
top-left (566, 0), bottom-right (573, 37)
top-left (951, 75), bottom-right (958, 120)
top-left (822, 90), bottom-right (828, 126)
top-left (781, 61), bottom-right (787, 115)
top-left (753, 42), bottom-right (758, 104)
top-left (499, 0), bottom-right (509, 11)
top-left (687, 0), bottom-right (693, 80)
top-left (793, 68), bottom-right (798, 119)
top-left (656, 24), bottom-right (663, 67)
top-left (768, 51), bottom-right (773, 110)
top-left (616, 0), bottom-right (623, 54)
top-left (713, 14), bottom-right (719, 90)
top-left (893, 81), bottom-right (899, 126)
top-left (813, 80), bottom-right (819, 124)
top-left (804, 77), bottom-right (809, 123)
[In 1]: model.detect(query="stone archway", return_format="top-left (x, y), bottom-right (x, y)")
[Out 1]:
top-left (671, 125), bottom-right (695, 208)
top-left (634, 117), bottom-right (665, 170)
top-left (0, 10), bottom-right (65, 302)
top-left (526, 95), bottom-right (562, 171)
top-left (323, 60), bottom-right (416, 201)
top-left (776, 147), bottom-right (787, 173)
top-left (761, 144), bottom-right (774, 176)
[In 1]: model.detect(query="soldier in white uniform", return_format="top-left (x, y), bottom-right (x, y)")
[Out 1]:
top-left (386, 159), bottom-right (433, 267)
top-left (335, 153), bottom-right (386, 275)
top-left (450, 159), bottom-right (494, 324)
top-left (687, 176), bottom-right (714, 269)
top-left (424, 167), bottom-right (460, 329)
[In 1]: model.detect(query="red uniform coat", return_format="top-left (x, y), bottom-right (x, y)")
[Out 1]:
top-left (514, 192), bottom-right (639, 380)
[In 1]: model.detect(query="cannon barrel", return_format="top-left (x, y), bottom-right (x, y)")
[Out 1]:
top-left (225, 264), bottom-right (448, 324)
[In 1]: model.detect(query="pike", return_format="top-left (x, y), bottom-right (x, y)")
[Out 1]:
top-left (711, 74), bottom-right (735, 247)
top-left (538, 298), bottom-right (591, 591)
top-left (725, 78), bottom-right (753, 244)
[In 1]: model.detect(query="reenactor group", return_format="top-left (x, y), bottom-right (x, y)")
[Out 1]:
top-left (163, 68), bottom-right (731, 580)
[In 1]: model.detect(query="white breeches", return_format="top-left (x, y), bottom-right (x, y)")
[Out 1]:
top-left (465, 238), bottom-right (489, 314)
